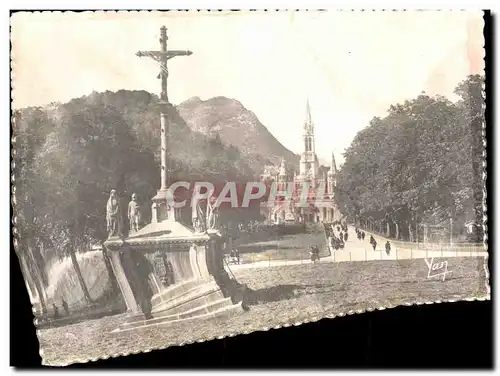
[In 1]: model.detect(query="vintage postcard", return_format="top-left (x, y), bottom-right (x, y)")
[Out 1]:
top-left (11, 10), bottom-right (488, 366)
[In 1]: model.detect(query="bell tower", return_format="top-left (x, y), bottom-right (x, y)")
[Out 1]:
top-left (299, 99), bottom-right (318, 180)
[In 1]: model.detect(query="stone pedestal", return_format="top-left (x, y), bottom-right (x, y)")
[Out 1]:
top-left (107, 248), bottom-right (141, 314)
top-left (104, 217), bottom-right (245, 330)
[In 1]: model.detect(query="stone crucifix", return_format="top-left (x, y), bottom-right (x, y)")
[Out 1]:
top-left (136, 26), bottom-right (193, 192)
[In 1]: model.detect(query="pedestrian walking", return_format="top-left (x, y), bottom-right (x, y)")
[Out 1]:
top-left (61, 299), bottom-right (70, 316)
top-left (334, 236), bottom-right (340, 250)
top-left (310, 245), bottom-right (320, 263)
top-left (385, 241), bottom-right (391, 255)
top-left (344, 232), bottom-right (348, 242)
top-left (361, 231), bottom-right (365, 240)
top-left (52, 303), bottom-right (60, 320)
top-left (230, 249), bottom-right (238, 264)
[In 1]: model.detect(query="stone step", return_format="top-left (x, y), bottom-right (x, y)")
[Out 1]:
top-left (151, 280), bottom-right (219, 313)
top-left (116, 297), bottom-right (239, 331)
top-left (151, 279), bottom-right (202, 307)
top-left (152, 284), bottom-right (224, 315)
top-left (156, 295), bottom-right (234, 320)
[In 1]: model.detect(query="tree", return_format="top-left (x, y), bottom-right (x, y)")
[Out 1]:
top-left (454, 74), bottom-right (485, 242)
top-left (335, 75), bottom-right (484, 242)
top-left (13, 107), bottom-right (57, 316)
top-left (33, 96), bottom-right (159, 302)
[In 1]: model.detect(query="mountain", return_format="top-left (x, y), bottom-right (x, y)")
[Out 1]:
top-left (19, 91), bottom-right (299, 180)
top-left (176, 96), bottom-right (300, 173)
top-left (84, 90), bottom-right (257, 181)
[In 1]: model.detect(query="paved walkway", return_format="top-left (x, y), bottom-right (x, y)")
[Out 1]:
top-left (228, 225), bottom-right (487, 271)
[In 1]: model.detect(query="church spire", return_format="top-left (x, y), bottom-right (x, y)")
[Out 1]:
top-left (329, 152), bottom-right (337, 175)
top-left (304, 98), bottom-right (313, 134)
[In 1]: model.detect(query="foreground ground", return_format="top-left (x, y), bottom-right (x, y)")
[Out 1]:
top-left (38, 256), bottom-right (489, 366)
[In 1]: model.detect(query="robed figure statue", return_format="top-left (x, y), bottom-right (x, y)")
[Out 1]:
top-left (192, 200), bottom-right (206, 233)
top-left (106, 189), bottom-right (122, 238)
top-left (206, 196), bottom-right (220, 232)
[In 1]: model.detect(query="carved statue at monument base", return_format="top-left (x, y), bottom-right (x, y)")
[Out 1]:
top-left (106, 189), bottom-right (122, 238)
top-left (206, 197), bottom-right (220, 232)
top-left (192, 200), bottom-right (206, 233)
top-left (128, 193), bottom-right (141, 234)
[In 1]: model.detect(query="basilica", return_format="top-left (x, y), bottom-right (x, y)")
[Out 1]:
top-left (260, 101), bottom-right (342, 224)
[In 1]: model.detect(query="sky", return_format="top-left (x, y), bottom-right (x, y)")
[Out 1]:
top-left (11, 11), bottom-right (484, 166)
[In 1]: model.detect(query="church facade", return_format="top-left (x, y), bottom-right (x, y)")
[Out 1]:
top-left (260, 101), bottom-right (342, 224)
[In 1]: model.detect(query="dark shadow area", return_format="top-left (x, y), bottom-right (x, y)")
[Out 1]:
top-left (245, 283), bottom-right (346, 305)
top-left (127, 252), bottom-right (155, 318)
top-left (245, 284), bottom-right (302, 305)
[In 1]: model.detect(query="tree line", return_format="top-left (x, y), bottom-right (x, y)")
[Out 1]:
top-left (335, 75), bottom-right (484, 243)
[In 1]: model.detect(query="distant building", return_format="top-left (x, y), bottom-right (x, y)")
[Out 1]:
top-left (260, 100), bottom-right (341, 224)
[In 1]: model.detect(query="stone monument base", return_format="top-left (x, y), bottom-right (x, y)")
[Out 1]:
top-left (151, 278), bottom-right (233, 315)
top-left (104, 217), bottom-right (247, 333)
top-left (112, 277), bottom-right (247, 333)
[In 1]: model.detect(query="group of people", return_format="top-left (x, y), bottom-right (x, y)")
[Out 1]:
top-left (369, 234), bottom-right (392, 255)
top-left (354, 227), bottom-right (391, 255)
top-left (332, 220), bottom-right (348, 233)
top-left (355, 226), bottom-right (377, 250)
top-left (355, 227), bottom-right (366, 241)
top-left (325, 221), bottom-right (348, 251)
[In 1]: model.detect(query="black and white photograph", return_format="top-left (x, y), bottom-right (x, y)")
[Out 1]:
top-left (10, 10), bottom-right (488, 366)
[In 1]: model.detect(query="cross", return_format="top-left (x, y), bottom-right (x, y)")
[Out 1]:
top-left (136, 26), bottom-right (193, 196)
top-left (136, 26), bottom-right (193, 104)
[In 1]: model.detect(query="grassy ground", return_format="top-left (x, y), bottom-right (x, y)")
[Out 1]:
top-left (234, 224), bottom-right (329, 263)
top-left (38, 256), bottom-right (488, 366)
